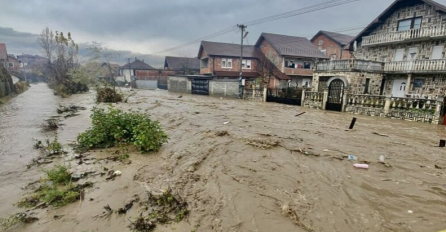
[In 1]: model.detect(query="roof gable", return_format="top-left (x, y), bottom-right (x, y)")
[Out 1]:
top-left (255, 33), bottom-right (327, 59)
top-left (120, 59), bottom-right (155, 70)
top-left (165, 56), bottom-right (200, 70)
top-left (311, 31), bottom-right (355, 46)
top-left (348, 0), bottom-right (446, 49)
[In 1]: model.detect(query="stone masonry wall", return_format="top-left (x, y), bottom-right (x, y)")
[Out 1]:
top-left (355, 2), bottom-right (446, 61)
top-left (313, 71), bottom-right (383, 94)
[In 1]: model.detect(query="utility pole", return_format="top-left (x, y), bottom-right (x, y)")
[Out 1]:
top-left (237, 24), bottom-right (247, 99)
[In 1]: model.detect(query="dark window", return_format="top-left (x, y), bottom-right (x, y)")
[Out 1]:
top-left (397, 17), bottom-right (422, 31)
top-left (364, 78), bottom-right (370, 94)
top-left (397, 13), bottom-right (401, 18)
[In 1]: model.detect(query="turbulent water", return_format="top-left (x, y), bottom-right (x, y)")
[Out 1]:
top-left (1, 85), bottom-right (446, 232)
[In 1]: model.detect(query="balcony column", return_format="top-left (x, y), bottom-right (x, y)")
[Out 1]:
top-left (405, 74), bottom-right (412, 95)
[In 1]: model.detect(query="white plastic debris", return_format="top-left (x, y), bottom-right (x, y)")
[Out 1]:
top-left (379, 155), bottom-right (385, 163)
top-left (323, 149), bottom-right (329, 152)
top-left (408, 210), bottom-right (413, 214)
top-left (223, 121), bottom-right (230, 125)
top-left (113, 170), bottom-right (122, 176)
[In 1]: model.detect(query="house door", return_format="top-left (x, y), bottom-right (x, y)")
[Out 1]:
top-left (392, 79), bottom-right (406, 97)
top-left (326, 79), bottom-right (344, 112)
top-left (191, 79), bottom-right (209, 95)
top-left (394, 49), bottom-right (405, 61)
top-left (432, 46), bottom-right (444, 59)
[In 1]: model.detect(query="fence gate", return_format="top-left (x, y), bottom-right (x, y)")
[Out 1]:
top-left (326, 79), bottom-right (344, 111)
top-left (266, 87), bottom-right (302, 106)
top-left (158, 77), bottom-right (168, 90)
top-left (191, 79), bottom-right (209, 95)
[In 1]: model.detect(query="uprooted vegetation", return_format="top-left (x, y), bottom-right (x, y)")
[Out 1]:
top-left (129, 189), bottom-right (189, 232)
top-left (77, 106), bottom-right (168, 153)
top-left (34, 137), bottom-right (64, 156)
top-left (17, 165), bottom-right (93, 209)
top-left (57, 104), bottom-right (86, 118)
top-left (0, 212), bottom-right (38, 230)
top-left (96, 87), bottom-right (123, 103)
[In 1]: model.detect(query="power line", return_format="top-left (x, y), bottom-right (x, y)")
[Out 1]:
top-left (153, 0), bottom-right (362, 55)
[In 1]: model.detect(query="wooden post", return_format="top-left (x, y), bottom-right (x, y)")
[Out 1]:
top-left (349, 117), bottom-right (357, 129)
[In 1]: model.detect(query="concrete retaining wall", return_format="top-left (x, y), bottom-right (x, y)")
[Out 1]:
top-left (209, 80), bottom-right (239, 98)
top-left (168, 76), bottom-right (191, 94)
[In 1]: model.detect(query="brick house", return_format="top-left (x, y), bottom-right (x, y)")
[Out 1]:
top-left (255, 33), bottom-right (328, 88)
top-left (198, 41), bottom-right (263, 80)
top-left (120, 58), bottom-right (157, 82)
top-left (310, 31), bottom-right (354, 60)
top-left (164, 56), bottom-right (200, 75)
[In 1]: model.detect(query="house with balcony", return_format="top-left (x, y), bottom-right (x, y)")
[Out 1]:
top-left (256, 33), bottom-right (328, 88)
top-left (311, 31), bottom-right (354, 60)
top-left (309, 0), bottom-right (446, 124)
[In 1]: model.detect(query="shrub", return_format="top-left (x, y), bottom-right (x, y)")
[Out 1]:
top-left (77, 106), bottom-right (168, 153)
top-left (45, 165), bottom-right (71, 185)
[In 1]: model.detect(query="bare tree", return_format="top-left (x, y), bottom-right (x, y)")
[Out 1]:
top-left (256, 51), bottom-right (281, 87)
top-left (37, 27), bottom-right (80, 92)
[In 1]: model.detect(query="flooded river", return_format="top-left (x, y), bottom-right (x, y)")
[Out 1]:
top-left (1, 85), bottom-right (446, 232)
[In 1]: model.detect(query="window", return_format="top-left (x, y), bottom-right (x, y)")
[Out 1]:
top-left (285, 59), bottom-right (295, 68)
top-left (242, 59), bottom-right (251, 69)
top-left (330, 54), bottom-right (336, 60)
top-left (200, 58), bottom-right (209, 68)
top-left (320, 49), bottom-right (326, 56)
top-left (8, 62), bottom-right (14, 68)
top-left (221, 58), bottom-right (232, 68)
top-left (303, 62), bottom-right (311, 69)
top-left (397, 17), bottom-right (422, 31)
top-left (318, 40), bottom-right (323, 45)
top-left (364, 78), bottom-right (370, 94)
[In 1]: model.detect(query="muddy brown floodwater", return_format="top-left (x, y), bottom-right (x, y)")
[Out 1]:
top-left (1, 85), bottom-right (446, 232)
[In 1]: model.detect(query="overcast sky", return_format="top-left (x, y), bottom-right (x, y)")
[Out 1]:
top-left (2, 0), bottom-right (443, 67)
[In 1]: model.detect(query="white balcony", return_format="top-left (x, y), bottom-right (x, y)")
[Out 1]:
top-left (362, 26), bottom-right (446, 46)
top-left (384, 59), bottom-right (446, 73)
top-left (315, 59), bottom-right (384, 72)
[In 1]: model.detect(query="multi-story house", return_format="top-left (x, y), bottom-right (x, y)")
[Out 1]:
top-left (198, 41), bottom-right (263, 80)
top-left (310, 0), bottom-right (446, 124)
top-left (256, 33), bottom-right (328, 88)
top-left (311, 30), bottom-right (354, 60)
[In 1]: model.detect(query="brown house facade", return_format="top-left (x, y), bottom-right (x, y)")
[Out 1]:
top-left (256, 33), bottom-right (327, 88)
top-left (311, 31), bottom-right (354, 60)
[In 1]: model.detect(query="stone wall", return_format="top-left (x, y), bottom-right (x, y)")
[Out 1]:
top-left (355, 2), bottom-right (446, 61)
top-left (209, 80), bottom-right (239, 98)
top-left (313, 71), bottom-right (384, 94)
top-left (384, 74), bottom-right (446, 98)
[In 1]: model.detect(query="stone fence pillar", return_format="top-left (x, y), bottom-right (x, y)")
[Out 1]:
top-left (341, 87), bottom-right (350, 112)
top-left (322, 88), bottom-right (328, 110)
top-left (263, 87), bottom-right (267, 102)
top-left (435, 96), bottom-right (444, 124)
top-left (301, 88), bottom-right (306, 106)
top-left (384, 95), bottom-right (392, 114)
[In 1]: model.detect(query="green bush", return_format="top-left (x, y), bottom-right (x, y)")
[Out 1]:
top-left (77, 106), bottom-right (168, 153)
top-left (45, 165), bottom-right (71, 185)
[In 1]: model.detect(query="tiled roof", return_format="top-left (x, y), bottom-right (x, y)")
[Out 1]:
top-left (0, 43), bottom-right (7, 60)
top-left (256, 33), bottom-right (327, 59)
top-left (199, 41), bottom-right (259, 58)
top-left (120, 59), bottom-right (155, 70)
top-left (165, 56), bottom-right (200, 70)
top-left (311, 31), bottom-right (355, 46)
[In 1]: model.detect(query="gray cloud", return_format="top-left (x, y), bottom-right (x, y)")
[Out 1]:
top-left (2, 0), bottom-right (439, 66)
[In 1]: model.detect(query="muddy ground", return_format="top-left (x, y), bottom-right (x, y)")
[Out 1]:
top-left (1, 83), bottom-right (446, 232)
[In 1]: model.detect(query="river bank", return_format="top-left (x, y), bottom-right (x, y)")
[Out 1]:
top-left (1, 85), bottom-right (446, 232)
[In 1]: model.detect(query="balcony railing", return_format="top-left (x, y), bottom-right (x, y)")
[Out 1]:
top-left (384, 59), bottom-right (446, 73)
top-left (362, 26), bottom-right (446, 46)
top-left (284, 67), bottom-right (313, 76)
top-left (315, 59), bottom-right (384, 72)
